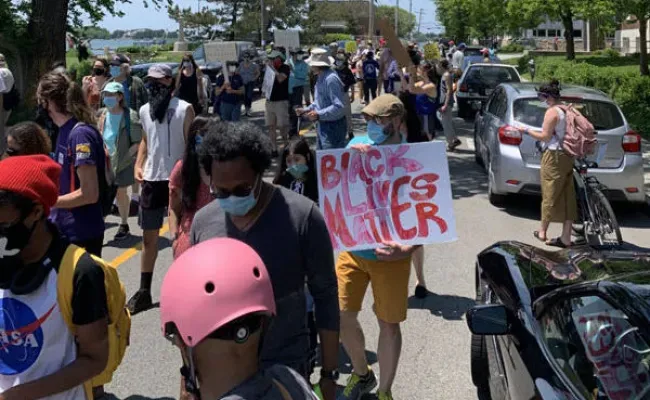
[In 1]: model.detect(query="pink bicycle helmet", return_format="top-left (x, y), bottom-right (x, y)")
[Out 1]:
top-left (160, 238), bottom-right (276, 347)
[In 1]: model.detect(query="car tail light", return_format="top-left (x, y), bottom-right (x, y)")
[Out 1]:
top-left (459, 83), bottom-right (469, 92)
top-left (498, 125), bottom-right (522, 146)
top-left (622, 131), bottom-right (641, 152)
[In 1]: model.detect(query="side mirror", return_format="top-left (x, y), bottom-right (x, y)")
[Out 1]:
top-left (466, 304), bottom-right (511, 335)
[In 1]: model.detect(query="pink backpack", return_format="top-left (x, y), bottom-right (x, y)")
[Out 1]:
top-left (556, 105), bottom-right (597, 158)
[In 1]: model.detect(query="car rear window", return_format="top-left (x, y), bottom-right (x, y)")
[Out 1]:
top-left (465, 66), bottom-right (520, 88)
top-left (464, 48), bottom-right (483, 56)
top-left (513, 98), bottom-right (625, 130)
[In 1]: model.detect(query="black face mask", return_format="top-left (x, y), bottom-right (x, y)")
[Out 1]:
top-left (0, 217), bottom-right (38, 288)
top-left (93, 68), bottom-right (106, 76)
top-left (149, 81), bottom-right (173, 123)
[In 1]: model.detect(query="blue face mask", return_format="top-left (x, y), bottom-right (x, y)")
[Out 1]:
top-left (287, 163), bottom-right (309, 179)
top-left (103, 96), bottom-right (119, 109)
top-left (110, 66), bottom-right (121, 78)
top-left (213, 178), bottom-right (260, 217)
top-left (367, 120), bottom-right (389, 144)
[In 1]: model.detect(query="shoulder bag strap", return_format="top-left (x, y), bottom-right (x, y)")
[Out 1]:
top-left (272, 378), bottom-right (293, 400)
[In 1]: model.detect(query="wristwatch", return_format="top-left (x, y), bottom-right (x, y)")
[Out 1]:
top-left (320, 369), bottom-right (340, 381)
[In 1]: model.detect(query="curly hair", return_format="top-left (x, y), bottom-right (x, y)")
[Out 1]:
top-left (6, 122), bottom-right (52, 156)
top-left (539, 79), bottom-right (561, 98)
top-left (37, 72), bottom-right (96, 125)
top-left (199, 121), bottom-right (273, 176)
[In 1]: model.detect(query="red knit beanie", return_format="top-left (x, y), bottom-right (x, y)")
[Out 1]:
top-left (0, 155), bottom-right (61, 215)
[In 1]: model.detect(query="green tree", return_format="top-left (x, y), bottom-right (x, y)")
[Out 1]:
top-left (467, 0), bottom-right (506, 40)
top-left (614, 0), bottom-right (650, 75)
top-left (79, 26), bottom-right (111, 39)
top-left (375, 5), bottom-right (417, 38)
top-left (0, 0), bottom-right (171, 105)
top-left (433, 0), bottom-right (472, 42)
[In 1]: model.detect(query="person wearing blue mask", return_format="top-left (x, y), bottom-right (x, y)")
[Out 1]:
top-left (338, 94), bottom-right (422, 400)
top-left (98, 82), bottom-right (142, 240)
top-left (190, 121), bottom-right (340, 400)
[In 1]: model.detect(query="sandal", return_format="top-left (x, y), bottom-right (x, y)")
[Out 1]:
top-left (533, 231), bottom-right (547, 243)
top-left (546, 237), bottom-right (571, 248)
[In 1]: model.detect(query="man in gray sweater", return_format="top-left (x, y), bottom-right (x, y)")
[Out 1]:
top-left (190, 121), bottom-right (340, 400)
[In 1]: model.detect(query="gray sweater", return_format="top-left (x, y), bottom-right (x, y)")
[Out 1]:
top-left (190, 186), bottom-right (339, 372)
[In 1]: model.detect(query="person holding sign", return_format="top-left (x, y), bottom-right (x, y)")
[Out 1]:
top-left (337, 94), bottom-right (423, 400)
top-left (296, 49), bottom-right (347, 150)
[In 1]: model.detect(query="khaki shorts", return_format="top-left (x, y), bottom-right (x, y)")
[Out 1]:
top-left (336, 251), bottom-right (411, 323)
top-left (265, 100), bottom-right (290, 127)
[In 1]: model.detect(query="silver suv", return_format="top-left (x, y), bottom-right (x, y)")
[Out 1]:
top-left (473, 83), bottom-right (644, 206)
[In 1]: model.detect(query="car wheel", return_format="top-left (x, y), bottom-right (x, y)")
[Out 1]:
top-left (488, 160), bottom-right (507, 207)
top-left (474, 126), bottom-right (484, 167)
top-left (470, 293), bottom-right (492, 397)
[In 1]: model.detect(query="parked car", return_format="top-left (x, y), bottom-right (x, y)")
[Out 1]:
top-left (462, 54), bottom-right (502, 72)
top-left (130, 62), bottom-right (180, 80)
top-left (473, 83), bottom-right (644, 206)
top-left (468, 240), bottom-right (650, 400)
top-left (457, 63), bottom-right (520, 119)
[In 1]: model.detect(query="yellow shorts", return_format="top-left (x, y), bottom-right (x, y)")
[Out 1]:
top-left (336, 251), bottom-right (411, 324)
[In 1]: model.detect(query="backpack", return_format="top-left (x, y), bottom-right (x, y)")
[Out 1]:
top-left (57, 244), bottom-right (131, 398)
top-left (555, 105), bottom-right (597, 158)
top-left (72, 123), bottom-right (117, 217)
top-left (3, 84), bottom-right (19, 111)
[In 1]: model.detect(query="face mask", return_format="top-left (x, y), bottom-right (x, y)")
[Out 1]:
top-left (367, 120), bottom-right (389, 144)
top-left (103, 96), bottom-right (119, 109)
top-left (110, 66), bottom-right (122, 77)
top-left (93, 68), bottom-right (106, 76)
top-left (287, 163), bottom-right (309, 179)
top-left (214, 178), bottom-right (260, 217)
top-left (0, 217), bottom-right (37, 262)
top-left (228, 67), bottom-right (236, 74)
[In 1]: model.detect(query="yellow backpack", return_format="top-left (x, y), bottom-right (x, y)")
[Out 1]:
top-left (57, 244), bottom-right (131, 399)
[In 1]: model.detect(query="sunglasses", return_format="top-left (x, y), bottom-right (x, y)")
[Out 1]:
top-left (210, 177), bottom-right (259, 199)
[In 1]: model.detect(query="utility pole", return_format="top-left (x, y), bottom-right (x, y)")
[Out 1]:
top-left (394, 0), bottom-right (399, 37)
top-left (368, 0), bottom-right (375, 45)
top-left (417, 8), bottom-right (424, 35)
top-left (409, 0), bottom-right (413, 39)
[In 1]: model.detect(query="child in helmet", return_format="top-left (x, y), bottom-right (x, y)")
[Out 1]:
top-left (160, 237), bottom-right (319, 400)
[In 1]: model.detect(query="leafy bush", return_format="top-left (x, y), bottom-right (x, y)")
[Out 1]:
top-left (423, 43), bottom-right (440, 61)
top-left (535, 57), bottom-right (650, 137)
top-left (345, 41), bottom-right (357, 54)
top-left (116, 45), bottom-right (146, 54)
top-left (68, 61), bottom-right (93, 84)
top-left (323, 33), bottom-right (352, 44)
top-left (500, 43), bottom-right (524, 53)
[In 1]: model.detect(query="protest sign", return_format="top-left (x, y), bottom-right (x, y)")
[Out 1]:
top-left (377, 18), bottom-right (412, 68)
top-left (262, 66), bottom-right (275, 100)
top-left (316, 142), bottom-right (457, 252)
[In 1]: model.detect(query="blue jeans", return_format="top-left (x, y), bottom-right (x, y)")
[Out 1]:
top-left (220, 101), bottom-right (241, 121)
top-left (244, 82), bottom-right (255, 110)
top-left (317, 117), bottom-right (348, 150)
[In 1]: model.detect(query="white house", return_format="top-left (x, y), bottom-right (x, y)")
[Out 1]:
top-left (615, 17), bottom-right (649, 54)
top-left (521, 18), bottom-right (594, 51)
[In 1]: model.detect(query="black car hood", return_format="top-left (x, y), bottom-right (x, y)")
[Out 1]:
top-left (477, 241), bottom-right (650, 308)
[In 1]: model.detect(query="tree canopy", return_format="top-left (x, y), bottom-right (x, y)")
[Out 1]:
top-left (375, 6), bottom-right (417, 38)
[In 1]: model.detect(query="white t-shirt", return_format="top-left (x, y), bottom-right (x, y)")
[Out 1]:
top-left (547, 107), bottom-right (567, 151)
top-left (0, 68), bottom-right (14, 94)
top-left (139, 97), bottom-right (191, 181)
top-left (452, 50), bottom-right (465, 70)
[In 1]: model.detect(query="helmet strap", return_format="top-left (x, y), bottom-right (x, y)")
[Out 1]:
top-left (181, 347), bottom-right (201, 399)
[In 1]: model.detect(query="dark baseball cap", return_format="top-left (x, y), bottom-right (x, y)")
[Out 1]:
top-left (147, 63), bottom-right (173, 79)
top-left (110, 54), bottom-right (131, 66)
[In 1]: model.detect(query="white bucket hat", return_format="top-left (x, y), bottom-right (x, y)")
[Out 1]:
top-left (307, 48), bottom-right (334, 67)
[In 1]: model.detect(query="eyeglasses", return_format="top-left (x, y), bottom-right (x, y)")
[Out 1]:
top-left (210, 177), bottom-right (259, 199)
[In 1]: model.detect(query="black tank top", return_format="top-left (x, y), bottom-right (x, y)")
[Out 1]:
top-left (178, 71), bottom-right (200, 110)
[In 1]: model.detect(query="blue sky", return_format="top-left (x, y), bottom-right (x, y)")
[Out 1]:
top-left (98, 0), bottom-right (440, 33)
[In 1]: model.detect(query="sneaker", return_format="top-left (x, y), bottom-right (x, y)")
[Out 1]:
top-left (447, 138), bottom-right (462, 151)
top-left (340, 368), bottom-right (377, 400)
top-left (114, 224), bottom-right (130, 240)
top-left (127, 289), bottom-right (153, 315)
top-left (377, 390), bottom-right (393, 400)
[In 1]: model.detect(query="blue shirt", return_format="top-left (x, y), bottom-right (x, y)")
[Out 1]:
top-left (362, 59), bottom-right (380, 79)
top-left (50, 118), bottom-right (105, 242)
top-left (288, 59), bottom-right (309, 93)
top-left (346, 134), bottom-right (406, 260)
top-left (122, 80), bottom-right (130, 110)
top-left (305, 69), bottom-right (345, 122)
top-left (103, 111), bottom-right (123, 157)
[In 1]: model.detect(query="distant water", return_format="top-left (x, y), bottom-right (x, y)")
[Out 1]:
top-left (77, 39), bottom-right (171, 55)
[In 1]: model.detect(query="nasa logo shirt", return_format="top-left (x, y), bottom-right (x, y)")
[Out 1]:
top-left (0, 267), bottom-right (85, 399)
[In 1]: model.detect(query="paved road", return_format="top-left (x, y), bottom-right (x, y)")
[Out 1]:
top-left (102, 96), bottom-right (650, 400)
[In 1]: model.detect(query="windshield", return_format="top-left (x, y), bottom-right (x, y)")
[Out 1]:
top-left (464, 48), bottom-right (484, 56)
top-left (465, 66), bottom-right (520, 88)
top-left (513, 98), bottom-right (625, 131)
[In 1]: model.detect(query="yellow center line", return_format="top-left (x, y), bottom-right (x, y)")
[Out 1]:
top-left (109, 225), bottom-right (170, 267)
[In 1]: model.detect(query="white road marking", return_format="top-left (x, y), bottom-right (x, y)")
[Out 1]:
top-left (466, 138), bottom-right (475, 151)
